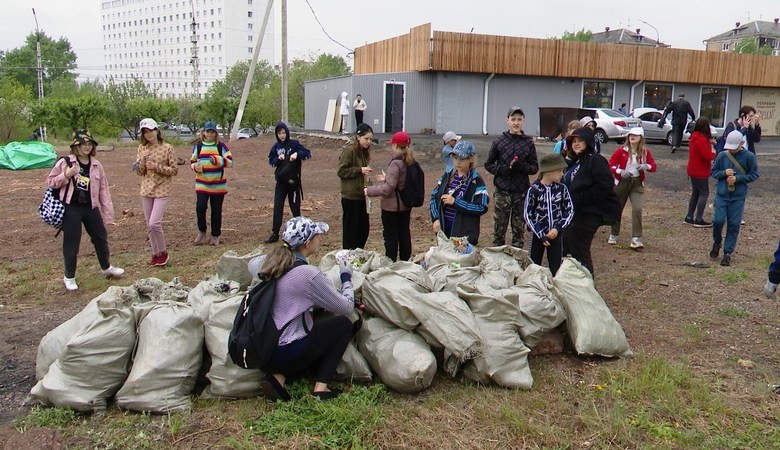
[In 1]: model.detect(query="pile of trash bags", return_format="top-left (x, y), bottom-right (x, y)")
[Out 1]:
top-left (30, 233), bottom-right (632, 414)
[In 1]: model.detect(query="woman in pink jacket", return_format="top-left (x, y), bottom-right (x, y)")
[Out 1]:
top-left (47, 130), bottom-right (124, 291)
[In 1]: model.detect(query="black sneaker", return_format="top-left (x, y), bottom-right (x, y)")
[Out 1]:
top-left (720, 253), bottom-right (732, 266)
top-left (693, 219), bottom-right (712, 228)
top-left (684, 217), bottom-right (694, 226)
top-left (709, 243), bottom-right (720, 259)
top-left (671, 146), bottom-right (677, 153)
top-left (263, 233), bottom-right (279, 244)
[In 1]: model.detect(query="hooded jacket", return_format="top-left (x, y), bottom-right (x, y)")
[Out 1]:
top-left (339, 92), bottom-right (350, 116)
top-left (563, 127), bottom-right (620, 224)
top-left (430, 168), bottom-right (489, 245)
top-left (268, 122), bottom-right (312, 185)
top-left (711, 147), bottom-right (759, 200)
top-left (484, 131), bottom-right (539, 193)
top-left (687, 131), bottom-right (716, 178)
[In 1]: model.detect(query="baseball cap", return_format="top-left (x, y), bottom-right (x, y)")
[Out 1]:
top-left (442, 131), bottom-right (461, 143)
top-left (139, 118), bottom-right (159, 130)
top-left (388, 131), bottom-right (411, 146)
top-left (281, 216), bottom-right (329, 249)
top-left (451, 140), bottom-right (476, 158)
top-left (580, 116), bottom-right (596, 127)
top-left (723, 130), bottom-right (745, 150)
top-left (507, 106), bottom-right (525, 117)
top-left (628, 127), bottom-right (644, 136)
top-left (203, 121), bottom-right (218, 132)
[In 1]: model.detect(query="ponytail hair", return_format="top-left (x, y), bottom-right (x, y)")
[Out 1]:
top-left (258, 241), bottom-right (297, 280)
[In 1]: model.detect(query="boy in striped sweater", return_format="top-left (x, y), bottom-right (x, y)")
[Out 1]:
top-left (190, 121), bottom-right (233, 245)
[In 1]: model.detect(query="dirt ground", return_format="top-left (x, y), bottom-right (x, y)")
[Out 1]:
top-left (1, 133), bottom-right (779, 443)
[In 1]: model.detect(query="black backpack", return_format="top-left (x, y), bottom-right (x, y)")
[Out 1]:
top-left (228, 260), bottom-right (307, 370)
top-left (396, 160), bottom-right (425, 208)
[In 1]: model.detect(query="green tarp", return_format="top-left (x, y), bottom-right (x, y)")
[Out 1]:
top-left (0, 141), bottom-right (57, 170)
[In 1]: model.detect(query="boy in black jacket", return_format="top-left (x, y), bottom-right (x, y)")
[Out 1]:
top-left (485, 107), bottom-right (539, 248)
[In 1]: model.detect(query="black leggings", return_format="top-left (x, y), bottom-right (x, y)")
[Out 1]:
top-left (381, 209), bottom-right (412, 262)
top-left (62, 205), bottom-right (110, 278)
top-left (530, 235), bottom-right (563, 276)
top-left (264, 316), bottom-right (353, 384)
top-left (196, 192), bottom-right (225, 236)
top-left (686, 177), bottom-right (709, 221)
top-left (341, 198), bottom-right (369, 250)
top-left (563, 213), bottom-right (601, 277)
top-left (272, 182), bottom-right (301, 234)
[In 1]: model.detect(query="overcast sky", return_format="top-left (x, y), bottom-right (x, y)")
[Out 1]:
top-left (2, 0), bottom-right (779, 81)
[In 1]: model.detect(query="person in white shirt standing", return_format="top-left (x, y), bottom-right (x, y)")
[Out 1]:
top-left (339, 92), bottom-right (350, 134)
top-left (353, 94), bottom-right (367, 128)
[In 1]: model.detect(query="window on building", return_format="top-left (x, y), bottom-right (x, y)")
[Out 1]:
top-left (248, 23), bottom-right (253, 30)
top-left (582, 81), bottom-right (615, 108)
top-left (721, 43), bottom-right (730, 51)
top-left (248, 35), bottom-right (253, 42)
top-left (643, 83), bottom-right (673, 110)
top-left (248, 11), bottom-right (253, 17)
top-left (248, 0), bottom-right (252, 4)
top-left (700, 87), bottom-right (728, 127)
top-left (248, 47), bottom-right (253, 53)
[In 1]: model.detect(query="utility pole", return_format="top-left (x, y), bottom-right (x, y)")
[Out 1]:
top-left (190, 0), bottom-right (199, 97)
top-left (230, 0), bottom-right (274, 141)
top-left (32, 8), bottom-right (46, 141)
top-left (281, 0), bottom-right (288, 123)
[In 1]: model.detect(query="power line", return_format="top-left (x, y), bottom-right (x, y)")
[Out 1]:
top-left (303, 0), bottom-right (353, 53)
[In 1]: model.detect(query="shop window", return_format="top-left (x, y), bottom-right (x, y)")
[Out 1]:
top-left (582, 81), bottom-right (614, 109)
top-left (643, 84), bottom-right (673, 110)
top-left (700, 87), bottom-right (728, 127)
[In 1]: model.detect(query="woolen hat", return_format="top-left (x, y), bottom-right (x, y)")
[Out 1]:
top-left (282, 216), bottom-right (329, 249)
top-left (724, 130), bottom-right (745, 150)
top-left (539, 153), bottom-right (568, 173)
top-left (70, 129), bottom-right (98, 148)
top-left (388, 131), bottom-right (411, 146)
top-left (452, 140), bottom-right (476, 158)
top-left (203, 121), bottom-right (218, 132)
top-left (442, 131), bottom-right (461, 143)
top-left (139, 118), bottom-right (159, 130)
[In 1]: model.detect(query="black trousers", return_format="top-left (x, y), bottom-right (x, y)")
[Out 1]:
top-left (62, 205), bottom-right (110, 278)
top-left (196, 192), bottom-right (225, 236)
top-left (671, 122), bottom-right (685, 147)
top-left (355, 110), bottom-right (364, 127)
top-left (530, 235), bottom-right (564, 276)
top-left (341, 198), bottom-right (369, 250)
top-left (686, 176), bottom-right (709, 221)
top-left (272, 182), bottom-right (301, 234)
top-left (265, 316), bottom-right (353, 384)
top-left (381, 209), bottom-right (412, 262)
top-left (563, 213), bottom-right (602, 277)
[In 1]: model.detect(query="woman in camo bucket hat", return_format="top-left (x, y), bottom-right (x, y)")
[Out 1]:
top-left (256, 216), bottom-right (357, 402)
top-left (47, 129), bottom-right (124, 291)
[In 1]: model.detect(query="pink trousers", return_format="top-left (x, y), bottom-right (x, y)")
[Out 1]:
top-left (142, 196), bottom-right (169, 255)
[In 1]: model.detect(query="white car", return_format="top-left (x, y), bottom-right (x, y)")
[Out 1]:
top-left (237, 128), bottom-right (258, 139)
top-left (630, 108), bottom-right (718, 145)
top-left (589, 108), bottom-right (642, 143)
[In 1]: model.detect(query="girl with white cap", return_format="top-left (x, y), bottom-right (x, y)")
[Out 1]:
top-left (607, 126), bottom-right (657, 250)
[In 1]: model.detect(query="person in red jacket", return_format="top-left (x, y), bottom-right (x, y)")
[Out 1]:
top-left (607, 127), bottom-right (657, 250)
top-left (684, 118), bottom-right (717, 227)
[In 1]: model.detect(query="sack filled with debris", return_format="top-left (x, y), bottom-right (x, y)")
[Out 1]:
top-left (513, 264), bottom-right (567, 348)
top-left (216, 247), bottom-right (265, 290)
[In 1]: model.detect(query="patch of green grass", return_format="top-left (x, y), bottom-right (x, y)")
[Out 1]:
top-left (719, 306), bottom-right (749, 318)
top-left (246, 383), bottom-right (389, 448)
top-left (721, 271), bottom-right (750, 283)
top-left (681, 322), bottom-right (703, 342)
top-left (15, 406), bottom-right (80, 431)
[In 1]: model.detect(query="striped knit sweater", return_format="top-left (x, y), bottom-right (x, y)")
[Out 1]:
top-left (190, 141), bottom-right (233, 195)
top-left (273, 264), bottom-right (355, 345)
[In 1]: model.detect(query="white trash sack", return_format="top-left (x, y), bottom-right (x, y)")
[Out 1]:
top-left (216, 247), bottom-right (265, 290)
top-left (553, 258), bottom-right (633, 358)
top-left (513, 264), bottom-right (567, 348)
top-left (356, 316), bottom-right (436, 394)
top-left (336, 340), bottom-right (373, 382)
top-left (115, 301), bottom-right (204, 414)
top-left (425, 232), bottom-right (480, 268)
top-left (187, 277), bottom-right (241, 321)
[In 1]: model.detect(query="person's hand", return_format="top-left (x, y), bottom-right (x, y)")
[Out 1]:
top-left (374, 171), bottom-right (386, 183)
top-left (145, 160), bottom-right (157, 171)
top-left (338, 259), bottom-right (353, 283)
top-left (441, 193), bottom-right (455, 205)
top-left (363, 187), bottom-right (368, 196)
top-left (628, 167), bottom-right (640, 177)
top-left (209, 155), bottom-right (218, 165)
top-left (727, 175), bottom-right (737, 185)
top-left (277, 150), bottom-right (285, 161)
top-left (752, 114), bottom-right (760, 126)
top-left (132, 160), bottom-right (141, 172)
top-left (65, 164), bottom-right (80, 179)
top-left (546, 229), bottom-right (558, 240)
top-left (289, 152), bottom-right (298, 162)
top-left (639, 163), bottom-right (651, 171)
top-left (432, 220), bottom-right (441, 234)
top-left (361, 166), bottom-right (373, 175)
top-left (194, 161), bottom-right (203, 173)
top-left (725, 168), bottom-right (735, 177)
top-left (543, 240), bottom-right (551, 247)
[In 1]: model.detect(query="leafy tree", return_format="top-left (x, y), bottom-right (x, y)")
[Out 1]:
top-left (734, 37), bottom-right (773, 55)
top-left (201, 80), bottom-right (240, 138)
top-left (173, 95), bottom-right (204, 135)
top-left (245, 75), bottom-right (281, 131)
top-left (560, 29), bottom-right (593, 42)
top-left (287, 54), bottom-right (351, 126)
top-left (0, 32), bottom-right (77, 95)
top-left (0, 78), bottom-right (33, 143)
top-left (33, 96), bottom-right (110, 132)
top-left (105, 78), bottom-right (175, 139)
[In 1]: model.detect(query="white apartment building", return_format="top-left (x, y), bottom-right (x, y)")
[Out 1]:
top-left (101, 0), bottom-right (275, 98)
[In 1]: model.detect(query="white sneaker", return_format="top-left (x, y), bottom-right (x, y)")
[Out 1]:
top-left (629, 237), bottom-right (644, 249)
top-left (764, 280), bottom-right (778, 300)
top-left (101, 266), bottom-right (125, 278)
top-left (608, 235), bottom-right (618, 245)
top-left (63, 277), bottom-right (79, 291)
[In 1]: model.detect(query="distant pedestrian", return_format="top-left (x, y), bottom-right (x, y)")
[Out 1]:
top-left (48, 130), bottom-right (124, 291)
top-left (607, 127), bottom-right (656, 250)
top-left (264, 122), bottom-right (312, 244)
top-left (337, 123), bottom-right (374, 249)
top-left (191, 121), bottom-right (233, 246)
top-left (719, 106), bottom-right (761, 155)
top-left (684, 117), bottom-right (717, 227)
top-left (484, 107), bottom-right (539, 249)
top-left (553, 120), bottom-right (581, 155)
top-left (562, 126), bottom-right (620, 277)
top-left (353, 94), bottom-right (367, 127)
top-left (134, 118), bottom-right (178, 267)
top-left (709, 130), bottom-right (759, 266)
top-left (431, 140), bottom-right (489, 245)
top-left (618, 103), bottom-right (628, 115)
top-left (661, 93), bottom-right (695, 153)
top-left (764, 240), bottom-right (780, 300)
top-left (441, 131), bottom-right (461, 173)
top-left (339, 92), bottom-right (350, 134)
top-left (579, 116), bottom-right (601, 154)
top-left (523, 153), bottom-right (574, 275)
top-left (365, 131), bottom-right (414, 262)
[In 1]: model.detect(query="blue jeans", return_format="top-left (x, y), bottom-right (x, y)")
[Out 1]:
top-left (768, 240), bottom-right (780, 284)
top-left (712, 196), bottom-right (745, 254)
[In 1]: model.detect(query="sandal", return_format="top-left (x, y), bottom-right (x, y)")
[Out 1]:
top-left (260, 374), bottom-right (291, 402)
top-left (313, 388), bottom-right (342, 401)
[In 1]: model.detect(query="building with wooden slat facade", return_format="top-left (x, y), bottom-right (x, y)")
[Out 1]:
top-left (305, 24), bottom-right (780, 138)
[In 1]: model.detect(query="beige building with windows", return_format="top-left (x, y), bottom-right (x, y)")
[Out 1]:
top-left (101, 0), bottom-right (275, 98)
top-left (703, 19), bottom-right (780, 55)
